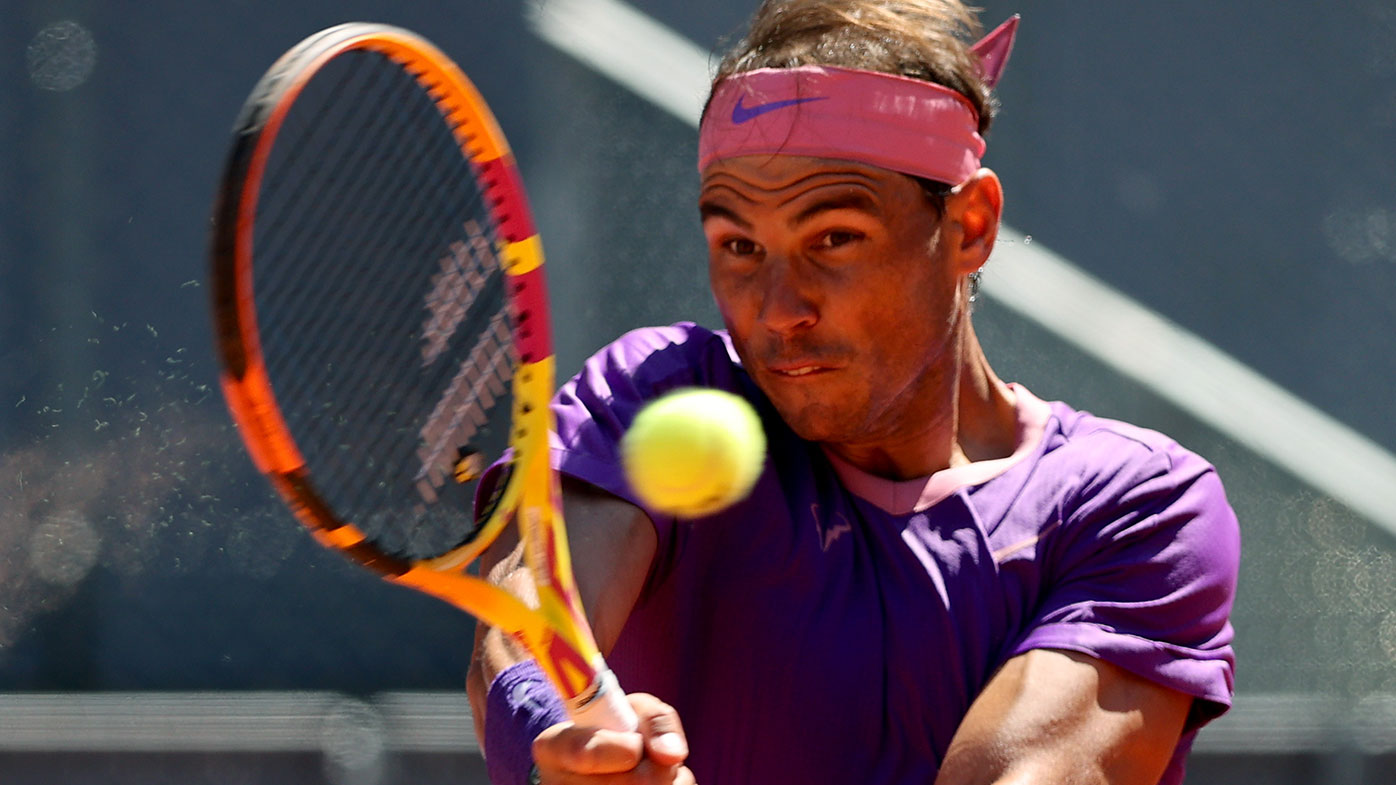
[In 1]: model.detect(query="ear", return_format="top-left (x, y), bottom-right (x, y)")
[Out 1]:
top-left (946, 169), bottom-right (1003, 275)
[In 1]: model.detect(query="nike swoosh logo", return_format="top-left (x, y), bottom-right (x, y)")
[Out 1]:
top-left (731, 95), bottom-right (829, 124)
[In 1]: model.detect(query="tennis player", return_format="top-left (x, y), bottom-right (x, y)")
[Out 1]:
top-left (467, 2), bottom-right (1239, 783)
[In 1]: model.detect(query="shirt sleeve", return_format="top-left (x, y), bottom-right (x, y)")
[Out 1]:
top-left (1009, 435), bottom-right (1240, 731)
top-left (547, 324), bottom-right (747, 549)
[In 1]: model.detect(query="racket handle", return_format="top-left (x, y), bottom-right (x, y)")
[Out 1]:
top-left (570, 668), bottom-right (639, 732)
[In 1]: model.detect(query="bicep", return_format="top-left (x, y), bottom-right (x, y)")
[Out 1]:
top-left (936, 649), bottom-right (1192, 785)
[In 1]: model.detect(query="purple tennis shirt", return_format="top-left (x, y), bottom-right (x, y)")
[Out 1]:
top-left (549, 323), bottom-right (1238, 785)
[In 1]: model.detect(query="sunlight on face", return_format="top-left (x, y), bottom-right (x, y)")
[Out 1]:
top-left (700, 155), bottom-right (969, 447)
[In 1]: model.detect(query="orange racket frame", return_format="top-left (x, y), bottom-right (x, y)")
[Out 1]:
top-left (209, 23), bottom-right (634, 729)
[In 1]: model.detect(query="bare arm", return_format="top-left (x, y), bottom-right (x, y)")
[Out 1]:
top-left (935, 649), bottom-right (1193, 785)
top-left (466, 475), bottom-right (657, 734)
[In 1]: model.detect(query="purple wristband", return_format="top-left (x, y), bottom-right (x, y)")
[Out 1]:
top-left (485, 660), bottom-right (569, 785)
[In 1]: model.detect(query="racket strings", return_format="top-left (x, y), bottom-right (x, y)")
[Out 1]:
top-left (269, 210), bottom-right (505, 553)
top-left (257, 120), bottom-right (374, 281)
top-left (258, 54), bottom-right (474, 402)
top-left (250, 50), bottom-right (517, 560)
top-left (262, 59), bottom-right (481, 352)
top-left (269, 143), bottom-right (486, 390)
top-left (259, 56), bottom-right (454, 334)
top-left (256, 52), bottom-right (406, 294)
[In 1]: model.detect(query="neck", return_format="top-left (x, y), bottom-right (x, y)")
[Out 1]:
top-left (954, 322), bottom-right (1020, 463)
top-left (824, 319), bottom-right (1018, 480)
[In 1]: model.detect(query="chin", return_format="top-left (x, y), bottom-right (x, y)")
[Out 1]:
top-left (765, 396), bottom-right (855, 444)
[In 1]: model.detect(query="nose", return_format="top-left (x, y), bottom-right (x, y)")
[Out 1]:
top-left (756, 254), bottom-right (819, 335)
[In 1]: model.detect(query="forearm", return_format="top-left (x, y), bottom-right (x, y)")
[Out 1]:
top-left (467, 476), bottom-right (656, 737)
top-left (935, 650), bottom-right (1191, 785)
top-left (466, 541), bottom-right (534, 732)
top-left (938, 753), bottom-right (1106, 785)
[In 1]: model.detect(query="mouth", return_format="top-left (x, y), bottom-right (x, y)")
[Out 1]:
top-left (767, 362), bottom-right (831, 378)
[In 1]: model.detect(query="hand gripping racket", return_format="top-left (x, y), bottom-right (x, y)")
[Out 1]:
top-left (209, 22), bottom-right (637, 732)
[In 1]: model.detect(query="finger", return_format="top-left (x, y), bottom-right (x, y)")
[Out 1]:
top-left (622, 760), bottom-right (697, 785)
top-left (627, 693), bottom-right (689, 765)
top-left (649, 763), bottom-right (697, 785)
top-left (532, 721), bottom-right (644, 776)
top-left (534, 761), bottom-right (696, 785)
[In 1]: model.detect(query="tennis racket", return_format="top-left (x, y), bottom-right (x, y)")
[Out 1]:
top-left (208, 22), bottom-right (636, 732)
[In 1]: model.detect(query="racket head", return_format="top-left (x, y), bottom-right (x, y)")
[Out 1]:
top-left (210, 25), bottom-right (636, 726)
top-left (209, 22), bottom-right (552, 586)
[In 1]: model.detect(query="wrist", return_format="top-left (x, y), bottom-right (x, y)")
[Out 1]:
top-left (484, 660), bottom-right (568, 785)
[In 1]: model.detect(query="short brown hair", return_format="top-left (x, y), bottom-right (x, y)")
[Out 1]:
top-left (711, 0), bottom-right (997, 135)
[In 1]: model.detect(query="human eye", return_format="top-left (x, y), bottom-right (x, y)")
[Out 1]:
top-left (813, 229), bottom-right (864, 251)
top-left (722, 237), bottom-right (761, 256)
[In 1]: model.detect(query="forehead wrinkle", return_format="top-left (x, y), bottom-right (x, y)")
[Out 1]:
top-left (702, 169), bottom-right (886, 222)
top-left (775, 177), bottom-right (879, 213)
top-left (698, 180), bottom-right (759, 206)
top-left (702, 163), bottom-right (881, 194)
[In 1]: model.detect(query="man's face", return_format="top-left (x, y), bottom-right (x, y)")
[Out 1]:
top-left (700, 155), bottom-right (969, 448)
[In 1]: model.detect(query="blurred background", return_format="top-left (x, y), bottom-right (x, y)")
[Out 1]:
top-left (1, 0), bottom-right (1394, 782)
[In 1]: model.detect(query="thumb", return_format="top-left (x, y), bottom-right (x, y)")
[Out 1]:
top-left (628, 693), bottom-right (689, 766)
top-left (532, 721), bottom-right (644, 775)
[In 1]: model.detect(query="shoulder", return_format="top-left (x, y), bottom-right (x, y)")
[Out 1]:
top-left (1023, 399), bottom-right (1240, 590)
top-left (1041, 401), bottom-right (1227, 513)
top-left (566, 322), bottom-right (747, 398)
top-left (552, 323), bottom-right (766, 491)
top-left (1048, 401), bottom-right (1191, 471)
top-left (979, 393), bottom-right (1237, 565)
top-left (1001, 399), bottom-right (1240, 726)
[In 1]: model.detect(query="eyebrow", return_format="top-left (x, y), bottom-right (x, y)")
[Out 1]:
top-left (698, 200), bottom-right (752, 229)
top-left (699, 190), bottom-right (881, 230)
top-left (789, 192), bottom-right (881, 226)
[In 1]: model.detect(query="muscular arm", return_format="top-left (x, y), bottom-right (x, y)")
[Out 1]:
top-left (935, 649), bottom-right (1193, 785)
top-left (466, 475), bottom-right (657, 733)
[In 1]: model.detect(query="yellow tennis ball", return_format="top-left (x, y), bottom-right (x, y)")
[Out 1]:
top-left (621, 388), bottom-right (766, 518)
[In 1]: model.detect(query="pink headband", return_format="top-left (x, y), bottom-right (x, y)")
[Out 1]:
top-left (698, 15), bottom-right (1019, 185)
